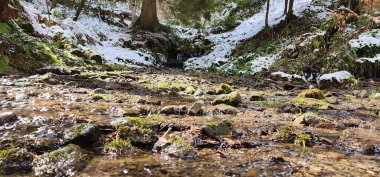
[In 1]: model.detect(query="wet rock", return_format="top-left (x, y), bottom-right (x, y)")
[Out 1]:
top-left (212, 104), bottom-right (238, 115)
top-left (326, 96), bottom-right (339, 104)
top-left (194, 88), bottom-right (204, 97)
top-left (116, 116), bottom-right (163, 145)
top-left (324, 92), bottom-right (338, 97)
top-left (293, 112), bottom-right (336, 129)
top-left (353, 90), bottom-right (369, 98)
top-left (37, 64), bottom-right (71, 75)
top-left (63, 124), bottom-right (101, 147)
top-left (161, 133), bottom-right (197, 159)
top-left (89, 54), bottom-right (103, 64)
top-left (123, 105), bottom-right (154, 117)
top-left (215, 83), bottom-right (233, 94)
top-left (0, 147), bottom-right (32, 175)
top-left (71, 49), bottom-right (86, 58)
top-left (185, 86), bottom-right (196, 94)
top-left (33, 144), bottom-right (89, 177)
top-left (277, 104), bottom-right (299, 114)
top-left (93, 88), bottom-right (107, 94)
top-left (212, 91), bottom-right (241, 107)
top-left (187, 101), bottom-right (204, 116)
top-left (0, 112), bottom-right (17, 126)
top-left (249, 94), bottom-right (266, 101)
top-left (160, 105), bottom-right (188, 115)
top-left (38, 72), bottom-right (62, 85)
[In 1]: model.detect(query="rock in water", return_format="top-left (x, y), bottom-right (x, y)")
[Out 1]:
top-left (0, 112), bottom-right (17, 126)
top-left (212, 91), bottom-right (241, 107)
top-left (160, 105), bottom-right (188, 115)
top-left (0, 147), bottom-right (32, 175)
top-left (63, 124), bottom-right (101, 147)
top-left (188, 101), bottom-right (205, 116)
top-left (33, 144), bottom-right (89, 177)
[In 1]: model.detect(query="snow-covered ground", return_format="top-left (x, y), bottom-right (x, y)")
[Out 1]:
top-left (21, 0), bottom-right (154, 66)
top-left (184, 0), bottom-right (316, 70)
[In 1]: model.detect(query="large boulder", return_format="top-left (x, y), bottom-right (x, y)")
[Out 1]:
top-left (318, 71), bottom-right (352, 89)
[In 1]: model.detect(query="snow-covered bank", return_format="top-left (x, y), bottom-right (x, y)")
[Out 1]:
top-left (21, 0), bottom-right (154, 66)
top-left (184, 0), bottom-right (315, 70)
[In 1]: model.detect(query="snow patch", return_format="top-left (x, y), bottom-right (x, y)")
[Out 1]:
top-left (271, 72), bottom-right (306, 81)
top-left (357, 54), bottom-right (380, 63)
top-left (21, 0), bottom-right (154, 66)
top-left (250, 54), bottom-right (280, 74)
top-left (349, 29), bottom-right (380, 49)
top-left (318, 71), bottom-right (352, 83)
top-left (184, 0), bottom-right (317, 70)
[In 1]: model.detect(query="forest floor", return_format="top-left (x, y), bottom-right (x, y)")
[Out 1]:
top-left (1, 68), bottom-right (379, 176)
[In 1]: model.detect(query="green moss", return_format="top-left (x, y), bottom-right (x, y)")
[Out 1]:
top-left (45, 144), bottom-right (87, 162)
top-left (292, 97), bottom-right (331, 110)
top-left (297, 89), bottom-right (325, 99)
top-left (0, 147), bottom-right (20, 162)
top-left (123, 115), bottom-right (164, 128)
top-left (185, 85), bottom-right (196, 94)
top-left (295, 134), bottom-right (312, 147)
top-left (212, 91), bottom-right (242, 106)
top-left (204, 120), bottom-right (234, 136)
top-left (167, 133), bottom-right (196, 158)
top-left (272, 126), bottom-right (294, 143)
top-left (105, 139), bottom-right (132, 149)
top-left (0, 56), bottom-right (13, 73)
top-left (0, 23), bottom-right (10, 34)
top-left (91, 94), bottom-right (107, 101)
top-left (157, 82), bottom-right (169, 92)
top-left (216, 83), bottom-right (233, 94)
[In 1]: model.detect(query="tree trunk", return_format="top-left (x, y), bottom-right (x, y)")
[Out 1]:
top-left (265, 0), bottom-right (270, 29)
top-left (286, 0), bottom-right (294, 22)
top-left (284, 0), bottom-right (288, 15)
top-left (51, 0), bottom-right (59, 10)
top-left (0, 0), bottom-right (10, 22)
top-left (73, 0), bottom-right (86, 21)
top-left (131, 0), bottom-right (137, 24)
top-left (0, 0), bottom-right (18, 22)
top-left (135, 0), bottom-right (161, 32)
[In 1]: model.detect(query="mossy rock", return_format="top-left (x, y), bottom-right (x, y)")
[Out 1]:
top-left (185, 85), bottom-right (196, 94)
top-left (90, 94), bottom-right (107, 101)
top-left (163, 133), bottom-right (197, 159)
top-left (157, 82), bottom-right (169, 92)
top-left (215, 83), bottom-right (233, 94)
top-left (160, 105), bottom-right (188, 115)
top-left (292, 97), bottom-right (331, 110)
top-left (0, 147), bottom-right (32, 175)
top-left (63, 124), bottom-right (101, 147)
top-left (297, 89), bottom-right (325, 99)
top-left (33, 144), bottom-right (89, 177)
top-left (104, 139), bottom-right (134, 157)
top-left (272, 126), bottom-right (296, 143)
top-left (212, 91), bottom-right (241, 107)
top-left (116, 116), bottom-right (164, 145)
top-left (203, 120), bottom-right (234, 137)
